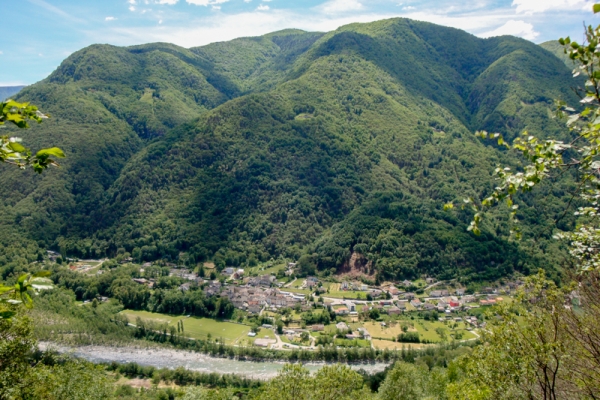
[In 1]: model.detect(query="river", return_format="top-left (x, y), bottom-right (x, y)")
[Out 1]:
top-left (39, 342), bottom-right (389, 379)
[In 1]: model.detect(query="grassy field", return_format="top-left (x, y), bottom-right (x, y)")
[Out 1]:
top-left (120, 310), bottom-right (253, 344)
top-left (324, 283), bottom-right (369, 299)
top-left (362, 320), bottom-right (413, 339)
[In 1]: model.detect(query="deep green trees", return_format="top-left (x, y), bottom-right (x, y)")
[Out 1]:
top-left (0, 18), bottom-right (579, 282)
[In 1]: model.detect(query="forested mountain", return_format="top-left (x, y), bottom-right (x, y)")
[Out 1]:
top-left (0, 85), bottom-right (25, 101)
top-left (0, 19), bottom-right (578, 282)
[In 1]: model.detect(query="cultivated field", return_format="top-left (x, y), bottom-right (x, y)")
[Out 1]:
top-left (120, 310), bottom-right (254, 344)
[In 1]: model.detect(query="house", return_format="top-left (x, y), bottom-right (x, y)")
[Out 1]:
top-left (423, 303), bottom-right (436, 311)
top-left (311, 324), bottom-right (325, 332)
top-left (401, 280), bottom-right (412, 287)
top-left (179, 283), bottom-right (191, 291)
top-left (387, 306), bottom-right (402, 315)
top-left (357, 327), bottom-right (371, 339)
top-left (455, 288), bottom-right (466, 296)
top-left (387, 286), bottom-right (399, 295)
top-left (345, 301), bottom-right (356, 312)
top-left (369, 289), bottom-right (383, 297)
top-left (396, 301), bottom-right (407, 310)
top-left (379, 300), bottom-right (393, 306)
top-left (404, 292), bottom-right (416, 300)
top-left (248, 304), bottom-right (262, 314)
top-left (345, 334), bottom-right (360, 340)
top-left (336, 322), bottom-right (349, 331)
top-left (335, 307), bottom-right (349, 315)
top-left (247, 331), bottom-right (257, 337)
top-left (341, 282), bottom-right (351, 291)
top-left (426, 277), bottom-right (436, 284)
top-left (410, 299), bottom-right (422, 308)
top-left (222, 267), bottom-right (235, 275)
top-left (360, 284), bottom-right (368, 291)
top-left (449, 300), bottom-right (460, 307)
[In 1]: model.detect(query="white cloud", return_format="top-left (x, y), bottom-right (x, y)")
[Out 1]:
top-left (159, 19), bottom-right (163, 23)
top-left (155, 0), bottom-right (178, 3)
top-left (257, 4), bottom-right (269, 11)
top-left (480, 19), bottom-right (539, 40)
top-left (186, 0), bottom-right (229, 5)
top-left (0, 51), bottom-right (3, 55)
top-left (129, 5), bottom-right (136, 11)
top-left (105, 16), bottom-right (117, 21)
top-left (512, 0), bottom-right (593, 14)
top-left (319, 0), bottom-right (363, 14)
top-left (402, 6), bottom-right (415, 10)
top-left (128, 0), bottom-right (137, 4)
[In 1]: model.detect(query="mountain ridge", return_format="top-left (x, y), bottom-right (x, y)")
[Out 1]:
top-left (0, 18), bottom-right (578, 283)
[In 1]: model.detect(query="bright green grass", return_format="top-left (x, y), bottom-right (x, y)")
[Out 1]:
top-left (120, 310), bottom-right (252, 344)
top-left (334, 338), bottom-right (371, 348)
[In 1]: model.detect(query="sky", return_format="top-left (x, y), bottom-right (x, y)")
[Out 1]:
top-left (1, 0), bottom-right (599, 86)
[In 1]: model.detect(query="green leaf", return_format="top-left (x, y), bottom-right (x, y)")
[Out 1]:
top-left (0, 311), bottom-right (16, 319)
top-left (33, 270), bottom-right (51, 278)
top-left (594, 4), bottom-right (600, 13)
top-left (7, 142), bottom-right (26, 152)
top-left (36, 147), bottom-right (65, 158)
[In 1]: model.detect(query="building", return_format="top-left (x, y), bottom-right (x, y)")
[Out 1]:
top-left (222, 267), bottom-right (235, 275)
top-left (387, 306), bottom-right (402, 315)
top-left (336, 322), bottom-right (349, 331)
top-left (311, 324), bottom-right (324, 332)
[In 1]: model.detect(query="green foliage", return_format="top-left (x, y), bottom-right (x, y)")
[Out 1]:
top-left (0, 19), bottom-right (578, 282)
top-left (0, 100), bottom-right (65, 173)
top-left (254, 364), bottom-right (372, 400)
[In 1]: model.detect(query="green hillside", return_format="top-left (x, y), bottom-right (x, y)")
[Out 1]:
top-left (540, 40), bottom-right (575, 69)
top-left (0, 19), bottom-right (579, 282)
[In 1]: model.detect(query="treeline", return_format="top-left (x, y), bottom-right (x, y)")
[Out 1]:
top-left (104, 361), bottom-right (261, 390)
top-left (51, 265), bottom-right (235, 319)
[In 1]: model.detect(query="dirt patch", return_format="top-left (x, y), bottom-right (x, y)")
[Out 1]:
top-left (126, 378), bottom-right (152, 389)
top-left (338, 252), bottom-right (374, 278)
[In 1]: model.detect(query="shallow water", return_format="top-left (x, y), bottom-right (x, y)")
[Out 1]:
top-left (39, 342), bottom-right (388, 379)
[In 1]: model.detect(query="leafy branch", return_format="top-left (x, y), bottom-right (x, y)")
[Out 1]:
top-left (0, 100), bottom-right (65, 173)
top-left (0, 271), bottom-right (53, 320)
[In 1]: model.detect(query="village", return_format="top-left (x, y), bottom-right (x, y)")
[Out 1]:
top-left (102, 258), bottom-right (527, 350)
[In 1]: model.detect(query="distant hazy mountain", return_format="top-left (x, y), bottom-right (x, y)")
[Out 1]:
top-left (1, 19), bottom-right (579, 282)
top-left (0, 85), bottom-right (26, 101)
top-left (540, 40), bottom-right (574, 69)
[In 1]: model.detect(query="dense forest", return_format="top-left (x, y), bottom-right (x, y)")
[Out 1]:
top-left (0, 19), bottom-right (580, 282)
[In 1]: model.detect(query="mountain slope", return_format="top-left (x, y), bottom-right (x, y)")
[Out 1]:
top-left (0, 18), bottom-right (579, 282)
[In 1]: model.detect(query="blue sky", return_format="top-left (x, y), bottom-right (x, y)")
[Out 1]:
top-left (1, 0), bottom-right (599, 86)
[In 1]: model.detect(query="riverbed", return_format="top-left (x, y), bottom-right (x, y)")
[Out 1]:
top-left (38, 342), bottom-right (388, 379)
